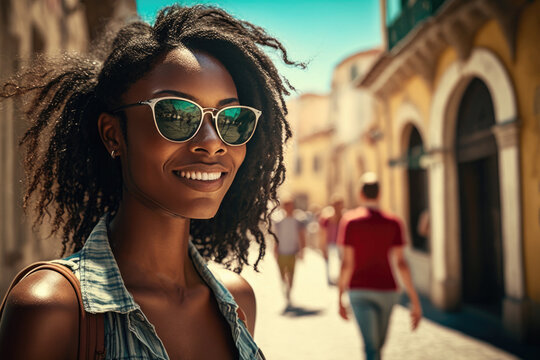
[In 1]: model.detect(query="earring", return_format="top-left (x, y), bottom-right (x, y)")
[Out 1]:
top-left (111, 150), bottom-right (117, 159)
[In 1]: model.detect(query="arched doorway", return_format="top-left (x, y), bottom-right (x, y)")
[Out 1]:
top-left (407, 126), bottom-right (429, 252)
top-left (455, 78), bottom-right (504, 315)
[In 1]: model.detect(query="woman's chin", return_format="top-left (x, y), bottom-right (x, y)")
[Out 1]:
top-left (163, 195), bottom-right (224, 220)
top-left (179, 204), bottom-right (220, 220)
top-left (189, 211), bottom-right (217, 220)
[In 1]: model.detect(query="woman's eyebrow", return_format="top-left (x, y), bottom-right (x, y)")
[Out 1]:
top-left (154, 89), bottom-right (196, 101)
top-left (153, 90), bottom-right (239, 106)
top-left (218, 97), bottom-right (240, 106)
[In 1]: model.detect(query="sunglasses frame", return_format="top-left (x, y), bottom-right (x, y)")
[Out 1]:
top-left (111, 96), bottom-right (261, 146)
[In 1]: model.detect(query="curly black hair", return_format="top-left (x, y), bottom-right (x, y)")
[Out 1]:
top-left (1, 5), bottom-right (303, 272)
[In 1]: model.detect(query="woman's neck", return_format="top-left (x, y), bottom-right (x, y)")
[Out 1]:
top-left (108, 195), bottom-right (200, 291)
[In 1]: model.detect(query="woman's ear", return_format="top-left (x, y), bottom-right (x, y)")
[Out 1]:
top-left (97, 112), bottom-right (123, 158)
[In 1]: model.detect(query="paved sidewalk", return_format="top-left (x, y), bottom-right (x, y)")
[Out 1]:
top-left (235, 245), bottom-right (520, 360)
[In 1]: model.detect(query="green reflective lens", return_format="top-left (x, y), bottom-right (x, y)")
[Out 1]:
top-left (155, 99), bottom-right (201, 141)
top-left (217, 107), bottom-right (257, 145)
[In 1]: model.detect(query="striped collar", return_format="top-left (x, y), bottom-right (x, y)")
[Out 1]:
top-left (65, 214), bottom-right (237, 314)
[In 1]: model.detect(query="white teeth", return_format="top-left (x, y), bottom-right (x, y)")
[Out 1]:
top-left (176, 171), bottom-right (222, 181)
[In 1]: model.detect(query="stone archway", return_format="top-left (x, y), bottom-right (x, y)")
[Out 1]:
top-left (396, 102), bottom-right (428, 226)
top-left (456, 78), bottom-right (504, 314)
top-left (427, 47), bottom-right (524, 335)
top-left (395, 103), bottom-right (432, 296)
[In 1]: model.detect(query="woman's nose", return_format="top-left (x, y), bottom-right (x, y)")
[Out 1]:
top-left (189, 115), bottom-right (226, 156)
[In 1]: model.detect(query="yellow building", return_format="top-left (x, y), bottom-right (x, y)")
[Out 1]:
top-left (284, 49), bottom-right (382, 211)
top-left (359, 0), bottom-right (540, 341)
top-left (283, 94), bottom-right (332, 210)
top-left (0, 0), bottom-right (137, 294)
top-left (328, 49), bottom-right (382, 209)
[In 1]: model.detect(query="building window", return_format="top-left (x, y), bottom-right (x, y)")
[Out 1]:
top-left (295, 157), bottom-right (302, 175)
top-left (350, 65), bottom-right (358, 82)
top-left (31, 24), bottom-right (45, 55)
top-left (313, 155), bottom-right (321, 173)
top-left (407, 126), bottom-right (429, 252)
top-left (386, 0), bottom-right (446, 49)
top-left (386, 0), bottom-right (403, 24)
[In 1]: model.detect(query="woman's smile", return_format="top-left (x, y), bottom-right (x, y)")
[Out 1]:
top-left (175, 171), bottom-right (222, 181)
top-left (171, 162), bottom-right (229, 192)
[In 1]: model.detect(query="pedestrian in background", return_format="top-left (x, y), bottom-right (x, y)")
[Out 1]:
top-left (319, 194), bottom-right (345, 285)
top-left (338, 173), bottom-right (422, 360)
top-left (273, 198), bottom-right (306, 307)
top-left (305, 203), bottom-right (322, 249)
top-left (417, 208), bottom-right (430, 239)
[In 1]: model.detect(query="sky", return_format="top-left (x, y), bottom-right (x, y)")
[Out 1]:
top-left (136, 0), bottom-right (382, 96)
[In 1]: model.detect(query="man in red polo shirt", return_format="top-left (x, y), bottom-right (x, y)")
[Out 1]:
top-left (337, 173), bottom-right (422, 360)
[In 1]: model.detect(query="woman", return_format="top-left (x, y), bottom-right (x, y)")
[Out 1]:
top-left (0, 5), bottom-right (300, 359)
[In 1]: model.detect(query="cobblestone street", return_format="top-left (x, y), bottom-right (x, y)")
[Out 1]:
top-left (236, 245), bottom-right (519, 360)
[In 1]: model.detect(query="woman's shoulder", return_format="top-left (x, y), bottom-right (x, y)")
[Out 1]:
top-left (0, 269), bottom-right (79, 359)
top-left (3, 266), bottom-right (80, 311)
top-left (213, 268), bottom-right (256, 334)
top-left (217, 269), bottom-right (255, 303)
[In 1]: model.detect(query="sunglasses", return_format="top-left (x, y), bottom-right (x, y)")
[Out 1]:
top-left (112, 96), bottom-right (261, 146)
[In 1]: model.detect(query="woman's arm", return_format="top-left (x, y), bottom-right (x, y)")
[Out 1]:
top-left (217, 270), bottom-right (257, 336)
top-left (0, 270), bottom-right (79, 359)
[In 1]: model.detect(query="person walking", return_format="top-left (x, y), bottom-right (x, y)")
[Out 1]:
top-left (319, 194), bottom-right (345, 285)
top-left (337, 173), bottom-right (422, 360)
top-left (274, 198), bottom-right (306, 306)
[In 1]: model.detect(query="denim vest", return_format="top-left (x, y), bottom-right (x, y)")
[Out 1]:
top-left (53, 215), bottom-right (263, 359)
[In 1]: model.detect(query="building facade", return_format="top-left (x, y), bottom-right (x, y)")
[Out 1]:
top-left (282, 93), bottom-right (332, 210)
top-left (328, 49), bottom-right (382, 209)
top-left (359, 0), bottom-right (540, 341)
top-left (0, 0), bottom-right (137, 294)
top-left (284, 49), bottom-right (381, 212)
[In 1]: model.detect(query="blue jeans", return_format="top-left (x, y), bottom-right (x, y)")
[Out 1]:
top-left (348, 289), bottom-right (400, 360)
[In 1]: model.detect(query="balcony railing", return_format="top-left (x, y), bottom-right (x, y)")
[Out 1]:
top-left (387, 0), bottom-right (447, 50)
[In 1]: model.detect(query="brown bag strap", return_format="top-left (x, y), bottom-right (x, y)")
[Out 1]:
top-left (0, 262), bottom-right (105, 359)
top-left (236, 306), bottom-right (248, 327)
